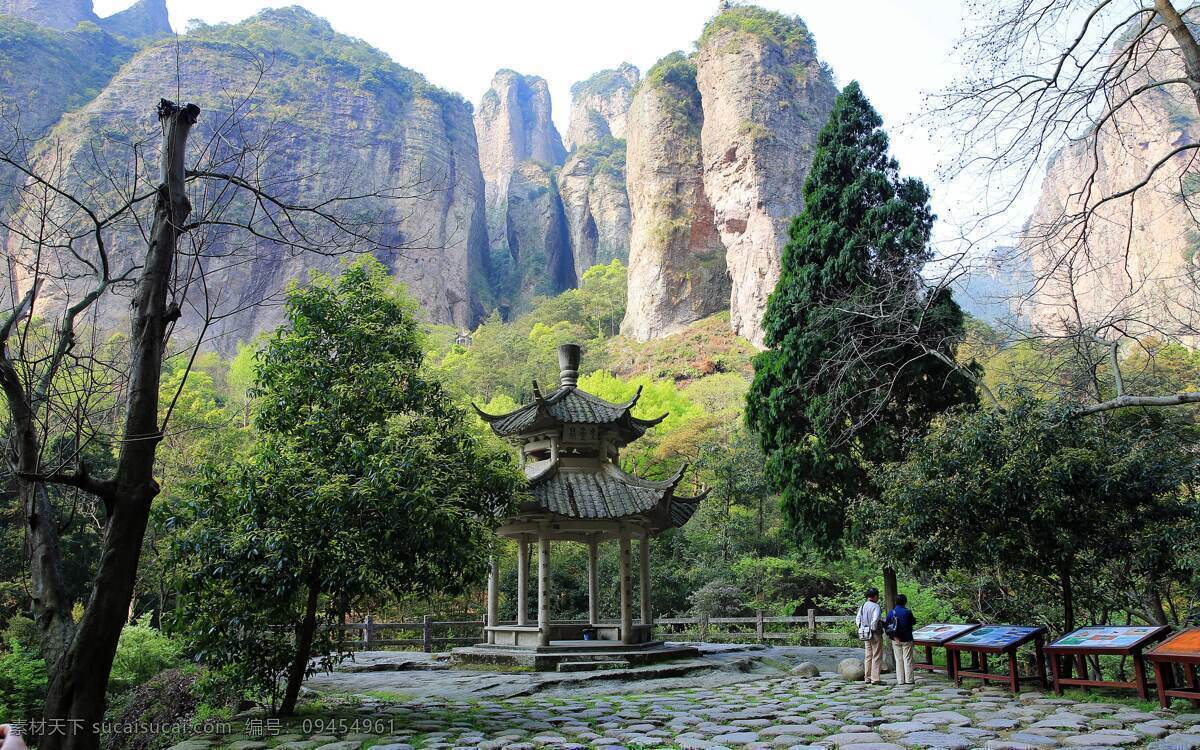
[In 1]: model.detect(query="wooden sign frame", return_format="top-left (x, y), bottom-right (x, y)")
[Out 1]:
top-left (944, 625), bottom-right (1048, 693)
top-left (1043, 625), bottom-right (1170, 700)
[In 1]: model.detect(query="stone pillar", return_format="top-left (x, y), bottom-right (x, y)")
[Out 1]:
top-left (486, 555), bottom-right (499, 644)
top-left (538, 530), bottom-right (551, 647)
top-left (619, 533), bottom-right (633, 644)
top-left (516, 537), bottom-right (529, 626)
top-left (587, 535), bottom-right (600, 625)
top-left (639, 532), bottom-right (651, 626)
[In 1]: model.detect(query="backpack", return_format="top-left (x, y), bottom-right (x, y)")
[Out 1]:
top-left (884, 611), bottom-right (899, 638)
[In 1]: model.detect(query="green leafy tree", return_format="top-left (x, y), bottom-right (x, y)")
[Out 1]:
top-left (746, 82), bottom-right (976, 572)
top-left (871, 395), bottom-right (1200, 631)
top-left (170, 261), bottom-right (523, 714)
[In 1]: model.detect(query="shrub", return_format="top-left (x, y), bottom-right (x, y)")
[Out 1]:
top-left (101, 668), bottom-right (198, 750)
top-left (0, 640), bottom-right (48, 720)
top-left (689, 579), bottom-right (747, 617)
top-left (108, 613), bottom-right (182, 694)
top-left (0, 615), bottom-right (39, 653)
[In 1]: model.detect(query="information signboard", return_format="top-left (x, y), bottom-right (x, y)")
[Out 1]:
top-left (943, 625), bottom-right (1047, 693)
top-left (950, 626), bottom-right (1041, 649)
top-left (913, 623), bottom-right (978, 645)
top-left (1050, 626), bottom-right (1164, 650)
top-left (1044, 625), bottom-right (1169, 699)
top-left (912, 623), bottom-right (980, 678)
top-left (1147, 628), bottom-right (1200, 708)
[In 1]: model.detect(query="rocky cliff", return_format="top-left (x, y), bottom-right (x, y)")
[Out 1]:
top-left (556, 65), bottom-right (637, 282)
top-left (0, 0), bottom-right (170, 37)
top-left (558, 137), bottom-right (631, 281)
top-left (621, 53), bottom-right (729, 340)
top-left (694, 6), bottom-right (837, 346)
top-left (0, 13), bottom-right (140, 265)
top-left (564, 63), bottom-right (638, 150)
top-left (621, 8), bottom-right (836, 345)
top-left (3, 1), bottom-right (849, 348)
top-left (1023, 78), bottom-right (1200, 341)
top-left (99, 0), bottom-right (171, 39)
top-left (4, 7), bottom-right (488, 348)
top-left (474, 70), bottom-right (570, 311)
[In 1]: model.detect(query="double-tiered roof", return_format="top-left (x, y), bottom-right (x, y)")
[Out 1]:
top-left (467, 344), bottom-right (706, 655)
top-left (473, 344), bottom-right (705, 535)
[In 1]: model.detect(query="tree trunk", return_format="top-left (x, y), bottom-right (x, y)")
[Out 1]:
top-left (281, 566), bottom-right (323, 715)
top-left (883, 567), bottom-right (897, 611)
top-left (1155, 0), bottom-right (1200, 115)
top-left (1060, 559), bottom-right (1076, 632)
top-left (22, 474), bottom-right (76, 669)
top-left (882, 566), bottom-right (897, 672)
top-left (38, 99), bottom-right (198, 750)
top-left (1146, 589), bottom-right (1169, 626)
top-left (0, 350), bottom-right (77, 668)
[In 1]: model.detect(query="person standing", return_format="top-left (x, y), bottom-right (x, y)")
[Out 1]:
top-left (885, 593), bottom-right (917, 685)
top-left (856, 587), bottom-right (883, 684)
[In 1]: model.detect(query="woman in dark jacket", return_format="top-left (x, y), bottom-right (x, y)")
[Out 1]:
top-left (885, 594), bottom-right (917, 685)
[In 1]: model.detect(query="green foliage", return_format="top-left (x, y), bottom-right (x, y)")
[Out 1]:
top-left (688, 579), bottom-right (745, 617)
top-left (0, 615), bottom-right (38, 653)
top-left (871, 394), bottom-right (1200, 630)
top-left (578, 370), bottom-right (703, 434)
top-left (572, 137), bottom-right (626, 181)
top-left (644, 51), bottom-right (697, 92)
top-left (697, 4), bottom-right (816, 56)
top-left (432, 261), bottom-right (628, 403)
top-left (640, 52), bottom-right (702, 134)
top-left (0, 15), bottom-right (137, 114)
top-left (746, 81), bottom-right (977, 550)
top-left (0, 640), bottom-right (47, 720)
top-left (569, 65), bottom-right (634, 100)
top-left (109, 613), bottom-right (183, 694)
top-left (170, 260), bottom-right (523, 712)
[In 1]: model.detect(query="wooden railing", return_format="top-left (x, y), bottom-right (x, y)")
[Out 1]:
top-left (656, 610), bottom-right (858, 644)
top-left (341, 609), bottom-right (856, 652)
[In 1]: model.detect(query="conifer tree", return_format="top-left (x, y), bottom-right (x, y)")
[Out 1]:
top-left (746, 81), bottom-right (976, 563)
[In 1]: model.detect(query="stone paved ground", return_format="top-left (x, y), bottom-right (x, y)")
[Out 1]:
top-left (170, 668), bottom-right (1200, 750)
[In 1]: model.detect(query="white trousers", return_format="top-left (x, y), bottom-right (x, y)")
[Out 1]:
top-left (864, 636), bottom-right (883, 682)
top-left (892, 639), bottom-right (914, 684)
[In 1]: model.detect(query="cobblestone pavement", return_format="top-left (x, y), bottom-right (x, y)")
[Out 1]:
top-left (171, 670), bottom-right (1200, 750)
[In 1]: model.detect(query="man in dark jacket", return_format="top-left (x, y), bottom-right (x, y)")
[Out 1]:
top-left (885, 594), bottom-right (917, 685)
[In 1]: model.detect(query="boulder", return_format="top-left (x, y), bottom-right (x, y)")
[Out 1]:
top-left (792, 661), bottom-right (820, 678)
top-left (837, 658), bottom-right (865, 681)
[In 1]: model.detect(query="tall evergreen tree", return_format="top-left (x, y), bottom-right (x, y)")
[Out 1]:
top-left (746, 82), bottom-right (976, 563)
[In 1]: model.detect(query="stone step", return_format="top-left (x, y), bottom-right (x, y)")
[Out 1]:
top-left (556, 659), bottom-right (631, 672)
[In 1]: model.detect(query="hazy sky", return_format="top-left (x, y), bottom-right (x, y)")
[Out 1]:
top-left (93, 0), bottom-right (970, 218)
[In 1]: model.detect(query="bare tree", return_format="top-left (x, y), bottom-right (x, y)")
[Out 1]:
top-left (921, 0), bottom-right (1200, 414)
top-left (0, 80), bottom-right (446, 749)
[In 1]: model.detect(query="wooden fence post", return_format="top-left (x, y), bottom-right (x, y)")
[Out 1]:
top-left (423, 614), bottom-right (433, 653)
top-left (699, 614), bottom-right (709, 641)
top-left (362, 613), bottom-right (374, 650)
top-left (807, 608), bottom-right (817, 636)
top-left (755, 610), bottom-right (765, 641)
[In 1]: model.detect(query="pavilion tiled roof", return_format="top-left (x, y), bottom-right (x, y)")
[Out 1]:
top-left (524, 463), bottom-right (707, 529)
top-left (474, 384), bottom-right (666, 444)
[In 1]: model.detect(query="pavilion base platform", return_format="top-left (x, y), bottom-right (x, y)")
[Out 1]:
top-left (448, 640), bottom-right (700, 672)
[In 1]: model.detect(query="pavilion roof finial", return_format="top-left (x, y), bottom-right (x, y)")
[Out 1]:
top-left (558, 343), bottom-right (581, 388)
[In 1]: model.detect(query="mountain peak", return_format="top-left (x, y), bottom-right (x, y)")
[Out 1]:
top-left (99, 0), bottom-right (170, 39)
top-left (0, 0), bottom-right (95, 31)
